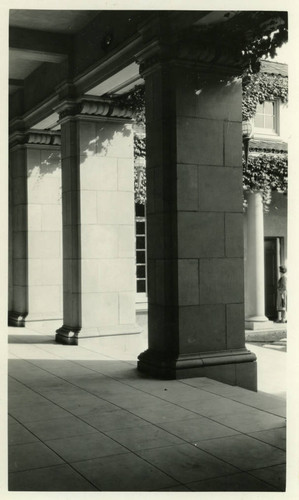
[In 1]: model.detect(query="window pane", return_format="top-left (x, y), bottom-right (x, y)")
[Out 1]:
top-left (137, 280), bottom-right (146, 293)
top-left (136, 221), bottom-right (145, 234)
top-left (265, 115), bottom-right (275, 129)
top-left (137, 265), bottom-right (146, 278)
top-left (254, 114), bottom-right (264, 128)
top-left (136, 250), bottom-right (146, 264)
top-left (135, 204), bottom-right (145, 217)
top-left (264, 101), bottom-right (274, 114)
top-left (136, 236), bottom-right (145, 249)
top-left (256, 102), bottom-right (264, 113)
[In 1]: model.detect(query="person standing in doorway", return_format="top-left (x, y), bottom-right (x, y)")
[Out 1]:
top-left (277, 265), bottom-right (287, 323)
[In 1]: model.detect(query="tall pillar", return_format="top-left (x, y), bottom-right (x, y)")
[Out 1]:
top-left (245, 191), bottom-right (272, 329)
top-left (8, 131), bottom-right (63, 326)
top-left (137, 44), bottom-right (257, 390)
top-left (9, 143), bottom-right (28, 326)
top-left (55, 98), bottom-right (140, 345)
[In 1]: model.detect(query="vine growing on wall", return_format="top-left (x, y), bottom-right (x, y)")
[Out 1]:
top-left (116, 56), bottom-right (289, 208)
top-left (114, 85), bottom-right (145, 126)
top-left (115, 85), bottom-right (146, 203)
top-left (243, 153), bottom-right (288, 210)
top-left (242, 71), bottom-right (288, 121)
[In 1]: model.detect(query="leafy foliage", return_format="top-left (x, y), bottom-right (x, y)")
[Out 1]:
top-left (242, 71), bottom-right (288, 121)
top-left (134, 164), bottom-right (146, 205)
top-left (134, 134), bottom-right (146, 159)
top-left (187, 11), bottom-right (288, 78)
top-left (243, 153), bottom-right (288, 209)
top-left (114, 18), bottom-right (289, 207)
top-left (238, 12), bottom-right (288, 72)
top-left (114, 85), bottom-right (145, 125)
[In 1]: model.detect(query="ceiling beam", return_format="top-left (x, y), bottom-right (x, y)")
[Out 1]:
top-left (10, 26), bottom-right (72, 62)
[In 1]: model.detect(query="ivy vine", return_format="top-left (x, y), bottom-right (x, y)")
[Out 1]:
top-left (114, 85), bottom-right (145, 125)
top-left (243, 153), bottom-right (288, 210)
top-left (115, 62), bottom-right (288, 208)
top-left (242, 71), bottom-right (288, 121)
top-left (134, 134), bottom-right (146, 159)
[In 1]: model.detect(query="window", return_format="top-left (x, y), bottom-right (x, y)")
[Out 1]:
top-left (254, 100), bottom-right (279, 136)
top-left (135, 203), bottom-right (147, 294)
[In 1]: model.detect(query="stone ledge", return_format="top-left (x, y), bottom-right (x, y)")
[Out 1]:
top-left (245, 328), bottom-right (287, 342)
top-left (245, 319), bottom-right (275, 331)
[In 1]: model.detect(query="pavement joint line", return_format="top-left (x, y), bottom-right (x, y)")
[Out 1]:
top-left (9, 460), bottom-right (101, 491)
top-left (9, 353), bottom-right (286, 419)
top-left (7, 330), bottom-right (287, 491)
top-left (9, 367), bottom-right (285, 468)
top-left (8, 359), bottom-right (286, 441)
top-left (60, 449), bottom-right (185, 490)
top-left (8, 382), bottom-right (286, 489)
top-left (9, 372), bottom-right (242, 478)
top-left (183, 470), bottom-right (283, 491)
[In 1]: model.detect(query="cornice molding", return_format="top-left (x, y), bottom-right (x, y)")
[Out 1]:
top-left (9, 129), bottom-right (61, 149)
top-left (54, 97), bottom-right (134, 123)
top-left (136, 28), bottom-right (243, 79)
top-left (27, 130), bottom-right (61, 146)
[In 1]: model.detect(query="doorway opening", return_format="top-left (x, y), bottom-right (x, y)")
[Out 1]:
top-left (264, 237), bottom-right (285, 320)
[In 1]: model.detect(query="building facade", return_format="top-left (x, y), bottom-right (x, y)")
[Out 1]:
top-left (243, 61), bottom-right (288, 328)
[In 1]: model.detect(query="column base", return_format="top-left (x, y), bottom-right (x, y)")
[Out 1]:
top-left (55, 325), bottom-right (80, 345)
top-left (56, 323), bottom-right (142, 345)
top-left (8, 311), bottom-right (27, 327)
top-left (245, 318), bottom-right (274, 330)
top-left (137, 348), bottom-right (257, 391)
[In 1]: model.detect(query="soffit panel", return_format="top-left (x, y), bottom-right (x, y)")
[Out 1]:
top-left (9, 49), bottom-right (41, 79)
top-left (9, 10), bottom-right (98, 34)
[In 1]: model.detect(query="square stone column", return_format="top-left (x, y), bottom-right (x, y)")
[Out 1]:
top-left (9, 146), bottom-right (28, 326)
top-left (137, 56), bottom-right (257, 390)
top-left (56, 101), bottom-right (140, 344)
top-left (8, 133), bottom-right (63, 326)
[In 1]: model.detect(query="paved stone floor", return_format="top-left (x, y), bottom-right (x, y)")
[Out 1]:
top-left (8, 324), bottom-right (287, 492)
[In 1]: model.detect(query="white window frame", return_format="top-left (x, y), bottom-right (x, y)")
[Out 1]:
top-left (135, 204), bottom-right (148, 308)
top-left (254, 100), bottom-right (280, 138)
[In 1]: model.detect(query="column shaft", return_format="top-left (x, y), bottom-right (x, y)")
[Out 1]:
top-left (9, 141), bottom-right (63, 325)
top-left (56, 115), bottom-right (140, 344)
top-left (8, 147), bottom-right (28, 326)
top-left (245, 191), bottom-right (270, 326)
top-left (8, 140), bottom-right (63, 326)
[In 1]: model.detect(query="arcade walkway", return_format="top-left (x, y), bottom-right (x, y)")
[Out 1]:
top-left (8, 324), bottom-right (286, 492)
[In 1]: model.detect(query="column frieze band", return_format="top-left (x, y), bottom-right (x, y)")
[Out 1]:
top-left (9, 129), bottom-right (61, 150)
top-left (55, 97), bottom-right (134, 124)
top-left (137, 33), bottom-right (243, 79)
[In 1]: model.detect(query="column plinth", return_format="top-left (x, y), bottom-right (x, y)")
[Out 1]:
top-left (138, 348), bottom-right (257, 389)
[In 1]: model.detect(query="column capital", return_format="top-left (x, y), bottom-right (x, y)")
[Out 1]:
top-left (9, 128), bottom-right (61, 150)
top-left (137, 27), bottom-right (243, 80)
top-left (54, 96), bottom-right (134, 124)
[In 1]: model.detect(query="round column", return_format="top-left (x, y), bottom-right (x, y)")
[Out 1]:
top-left (246, 191), bottom-right (268, 322)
